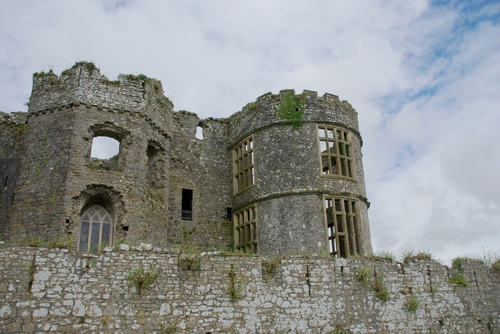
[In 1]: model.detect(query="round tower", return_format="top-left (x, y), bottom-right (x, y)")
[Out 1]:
top-left (229, 89), bottom-right (371, 257)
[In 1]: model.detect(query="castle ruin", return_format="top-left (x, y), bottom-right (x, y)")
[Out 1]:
top-left (1, 62), bottom-right (498, 333)
top-left (1, 61), bottom-right (371, 257)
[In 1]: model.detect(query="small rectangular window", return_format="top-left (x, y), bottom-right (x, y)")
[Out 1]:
top-left (181, 189), bottom-right (193, 220)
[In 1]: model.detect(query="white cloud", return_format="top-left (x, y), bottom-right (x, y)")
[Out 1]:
top-left (0, 0), bottom-right (499, 263)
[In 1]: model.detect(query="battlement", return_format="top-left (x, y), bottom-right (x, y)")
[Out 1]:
top-left (29, 62), bottom-right (173, 116)
top-left (230, 89), bottom-right (359, 146)
top-left (0, 111), bottom-right (28, 126)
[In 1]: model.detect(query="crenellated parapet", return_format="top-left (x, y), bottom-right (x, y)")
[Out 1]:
top-left (28, 62), bottom-right (174, 134)
top-left (229, 89), bottom-right (359, 146)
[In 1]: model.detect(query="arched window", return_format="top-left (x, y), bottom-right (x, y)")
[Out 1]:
top-left (79, 205), bottom-right (113, 252)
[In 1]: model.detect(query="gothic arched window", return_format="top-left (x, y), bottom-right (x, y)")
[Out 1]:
top-left (79, 205), bottom-right (113, 252)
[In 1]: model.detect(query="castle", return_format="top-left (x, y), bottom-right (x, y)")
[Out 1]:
top-left (0, 62), bottom-right (498, 333)
top-left (0, 61), bottom-right (371, 257)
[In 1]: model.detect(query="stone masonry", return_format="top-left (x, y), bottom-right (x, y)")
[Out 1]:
top-left (1, 61), bottom-right (371, 256)
top-left (0, 245), bottom-right (499, 333)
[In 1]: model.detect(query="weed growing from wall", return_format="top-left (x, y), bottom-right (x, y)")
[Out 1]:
top-left (127, 267), bottom-right (159, 295)
top-left (263, 255), bottom-right (281, 276)
top-left (333, 324), bottom-right (352, 334)
top-left (373, 275), bottom-right (390, 301)
top-left (355, 266), bottom-right (372, 286)
top-left (402, 249), bottom-right (433, 264)
top-left (228, 264), bottom-right (245, 300)
top-left (403, 295), bottom-right (420, 313)
top-left (492, 260), bottom-right (500, 272)
top-left (159, 318), bottom-right (178, 333)
top-left (449, 257), bottom-right (469, 287)
top-left (273, 92), bottom-right (305, 129)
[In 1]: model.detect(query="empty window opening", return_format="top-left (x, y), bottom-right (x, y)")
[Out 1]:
top-left (195, 125), bottom-right (204, 140)
top-left (325, 197), bottom-right (362, 258)
top-left (233, 136), bottom-right (255, 194)
top-left (91, 136), bottom-right (120, 159)
top-left (3, 176), bottom-right (7, 188)
top-left (181, 189), bottom-right (193, 220)
top-left (79, 205), bottom-right (113, 253)
top-left (318, 126), bottom-right (354, 178)
top-left (226, 207), bottom-right (233, 221)
top-left (234, 205), bottom-right (257, 253)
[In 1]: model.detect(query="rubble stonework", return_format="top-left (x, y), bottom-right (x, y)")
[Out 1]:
top-left (0, 61), bottom-right (371, 256)
top-left (1, 62), bottom-right (499, 333)
top-left (0, 246), bottom-right (498, 333)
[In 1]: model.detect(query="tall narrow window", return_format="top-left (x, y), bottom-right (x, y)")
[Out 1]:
top-left (234, 205), bottom-right (257, 253)
top-left (79, 205), bottom-right (113, 253)
top-left (181, 189), bottom-right (193, 220)
top-left (233, 136), bottom-right (255, 194)
top-left (324, 197), bottom-right (362, 258)
top-left (318, 126), bottom-right (354, 178)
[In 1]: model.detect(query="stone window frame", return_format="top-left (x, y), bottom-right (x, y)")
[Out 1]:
top-left (87, 124), bottom-right (129, 172)
top-left (234, 205), bottom-right (258, 253)
top-left (78, 204), bottom-right (114, 253)
top-left (181, 188), bottom-right (194, 221)
top-left (323, 196), bottom-right (362, 258)
top-left (232, 135), bottom-right (255, 194)
top-left (317, 125), bottom-right (355, 179)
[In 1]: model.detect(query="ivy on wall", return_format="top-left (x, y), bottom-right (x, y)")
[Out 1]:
top-left (273, 92), bottom-right (305, 129)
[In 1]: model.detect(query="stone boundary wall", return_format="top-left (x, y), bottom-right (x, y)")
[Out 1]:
top-left (1, 246), bottom-right (499, 333)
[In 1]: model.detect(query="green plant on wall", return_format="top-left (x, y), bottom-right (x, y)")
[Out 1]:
top-left (449, 257), bottom-right (469, 287)
top-left (355, 266), bottom-right (372, 286)
top-left (127, 267), bottom-right (159, 295)
top-left (403, 295), bottom-right (420, 313)
top-left (228, 264), bottom-right (245, 300)
top-left (273, 92), bottom-right (305, 129)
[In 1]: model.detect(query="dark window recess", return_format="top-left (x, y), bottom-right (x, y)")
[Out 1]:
top-left (226, 207), bottom-right (233, 221)
top-left (3, 176), bottom-right (7, 187)
top-left (181, 189), bottom-right (193, 220)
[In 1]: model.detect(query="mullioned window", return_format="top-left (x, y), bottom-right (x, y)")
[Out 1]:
top-left (324, 197), bottom-right (362, 258)
top-left (233, 136), bottom-right (255, 194)
top-left (317, 126), bottom-right (354, 178)
top-left (234, 205), bottom-right (257, 253)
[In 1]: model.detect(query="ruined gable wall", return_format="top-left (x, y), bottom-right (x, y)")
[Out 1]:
top-left (0, 112), bottom-right (27, 239)
top-left (0, 246), bottom-right (498, 333)
top-left (168, 111), bottom-right (232, 249)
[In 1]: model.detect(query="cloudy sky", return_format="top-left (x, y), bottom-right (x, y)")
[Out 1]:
top-left (1, 0), bottom-right (499, 265)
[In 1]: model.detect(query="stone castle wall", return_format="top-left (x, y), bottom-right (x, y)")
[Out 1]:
top-left (0, 245), bottom-right (498, 333)
top-left (2, 62), bottom-right (372, 257)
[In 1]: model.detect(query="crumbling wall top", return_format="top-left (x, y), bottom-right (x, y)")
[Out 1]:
top-left (28, 62), bottom-right (173, 115)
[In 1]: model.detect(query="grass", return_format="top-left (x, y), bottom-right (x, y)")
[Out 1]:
top-left (355, 266), bottom-right (372, 286)
top-left (272, 91), bottom-right (305, 129)
top-left (127, 267), bottom-right (159, 294)
top-left (402, 249), bottom-right (433, 264)
top-left (368, 250), bottom-right (395, 262)
top-left (403, 295), bottom-right (419, 313)
top-left (492, 260), bottom-right (500, 272)
top-left (263, 255), bottom-right (282, 276)
top-left (449, 274), bottom-right (468, 286)
top-left (373, 275), bottom-right (390, 301)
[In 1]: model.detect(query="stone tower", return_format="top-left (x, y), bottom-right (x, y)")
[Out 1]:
top-left (228, 90), bottom-right (371, 256)
top-left (0, 62), bottom-right (371, 257)
top-left (5, 62), bottom-right (173, 248)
